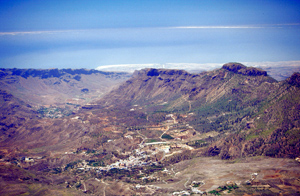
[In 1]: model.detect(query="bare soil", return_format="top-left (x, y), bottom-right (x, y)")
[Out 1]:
top-left (151, 156), bottom-right (300, 195)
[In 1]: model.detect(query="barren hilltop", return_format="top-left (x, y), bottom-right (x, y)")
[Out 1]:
top-left (1, 63), bottom-right (300, 195)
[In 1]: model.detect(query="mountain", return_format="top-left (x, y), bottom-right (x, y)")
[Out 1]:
top-left (99, 63), bottom-right (276, 130)
top-left (1, 64), bottom-right (300, 195)
top-left (97, 63), bottom-right (300, 159)
top-left (100, 63), bottom-right (273, 108)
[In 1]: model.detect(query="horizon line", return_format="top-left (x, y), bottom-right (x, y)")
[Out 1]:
top-left (1, 23), bottom-right (299, 36)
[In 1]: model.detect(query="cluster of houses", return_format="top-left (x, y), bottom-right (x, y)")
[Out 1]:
top-left (72, 136), bottom-right (194, 174)
top-left (98, 154), bottom-right (150, 171)
top-left (74, 143), bottom-right (168, 172)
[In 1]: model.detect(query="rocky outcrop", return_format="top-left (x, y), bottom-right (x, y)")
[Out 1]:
top-left (146, 68), bottom-right (160, 76)
top-left (287, 72), bottom-right (300, 87)
top-left (142, 68), bottom-right (189, 77)
top-left (222, 62), bottom-right (267, 76)
top-left (222, 62), bottom-right (246, 72)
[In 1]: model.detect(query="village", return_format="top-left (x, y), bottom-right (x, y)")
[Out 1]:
top-left (68, 112), bottom-right (198, 174)
top-left (2, 111), bottom-right (199, 177)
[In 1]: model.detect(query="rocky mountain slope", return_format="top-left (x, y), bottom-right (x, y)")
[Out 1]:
top-left (208, 71), bottom-right (300, 159)
top-left (0, 89), bottom-right (38, 143)
top-left (100, 63), bottom-right (274, 109)
top-left (98, 63), bottom-right (300, 159)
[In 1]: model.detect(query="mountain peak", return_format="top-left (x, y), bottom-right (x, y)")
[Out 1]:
top-left (222, 62), bottom-right (246, 72)
top-left (222, 62), bottom-right (267, 76)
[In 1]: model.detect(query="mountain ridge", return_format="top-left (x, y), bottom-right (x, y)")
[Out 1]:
top-left (95, 64), bottom-right (300, 159)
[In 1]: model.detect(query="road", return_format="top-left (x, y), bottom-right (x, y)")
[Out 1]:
top-left (136, 129), bottom-right (147, 146)
top-left (160, 125), bottom-right (170, 139)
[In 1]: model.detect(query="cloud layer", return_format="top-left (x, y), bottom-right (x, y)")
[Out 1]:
top-left (96, 61), bottom-right (300, 73)
top-left (96, 63), bottom-right (222, 73)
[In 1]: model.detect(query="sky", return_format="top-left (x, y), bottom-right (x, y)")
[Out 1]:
top-left (0, 0), bottom-right (300, 70)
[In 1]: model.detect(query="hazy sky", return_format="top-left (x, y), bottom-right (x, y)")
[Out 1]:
top-left (0, 0), bottom-right (300, 69)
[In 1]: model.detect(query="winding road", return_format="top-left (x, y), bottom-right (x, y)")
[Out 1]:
top-left (184, 177), bottom-right (191, 188)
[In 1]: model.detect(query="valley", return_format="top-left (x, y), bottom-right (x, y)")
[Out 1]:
top-left (1, 64), bottom-right (300, 195)
top-left (0, 68), bottom-right (131, 118)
